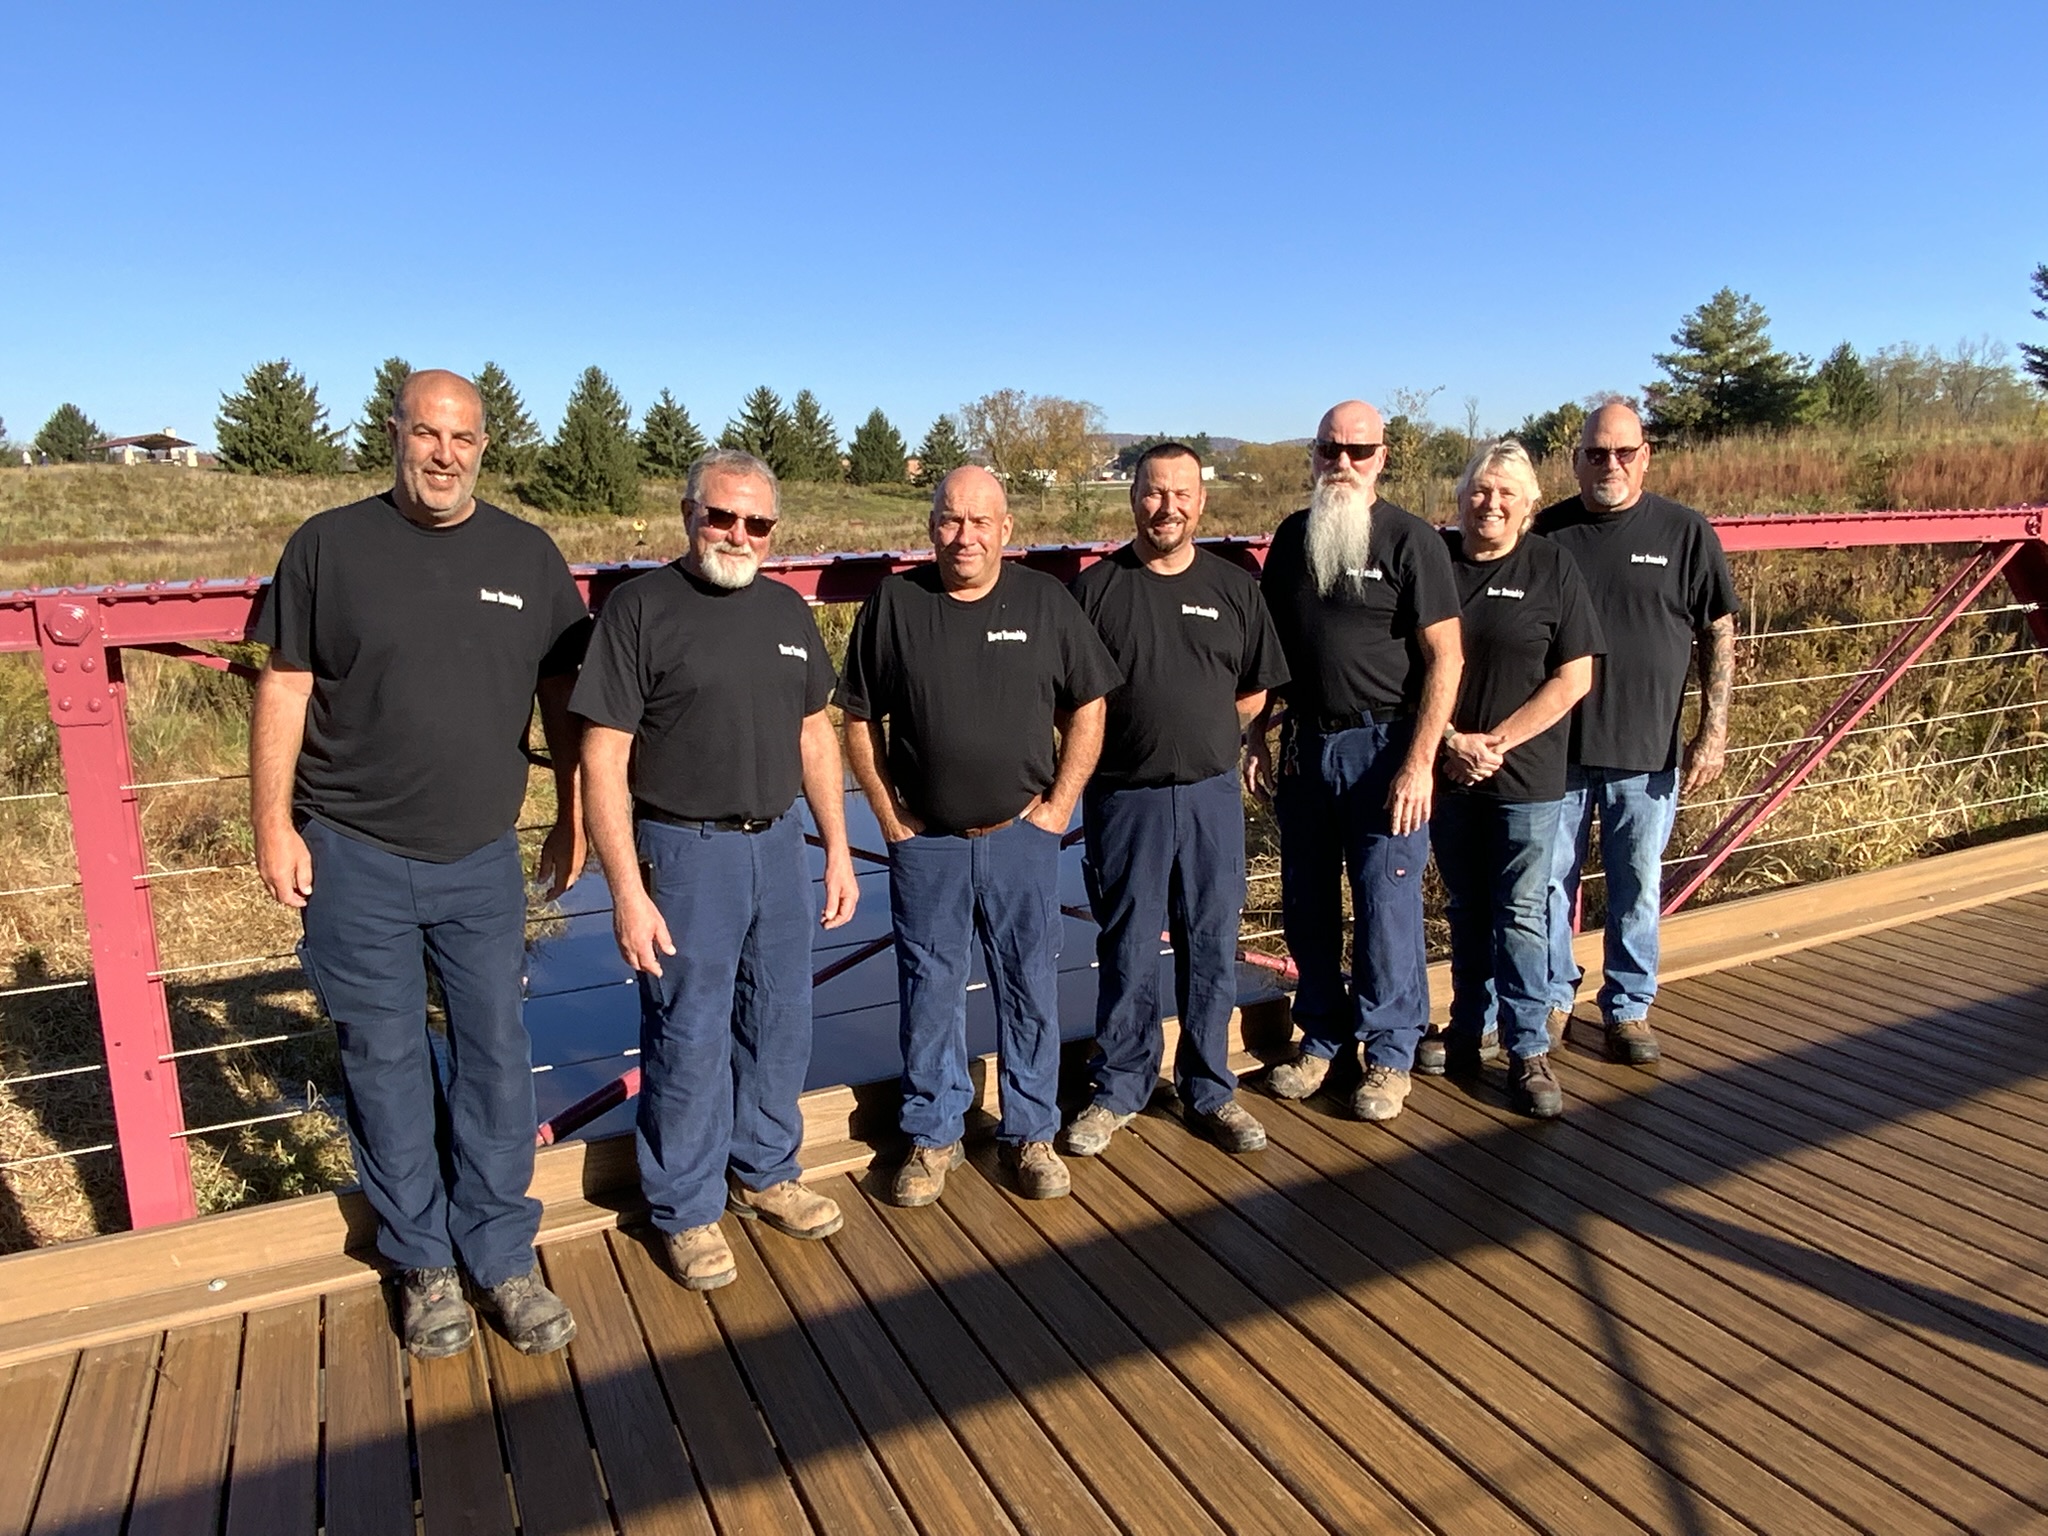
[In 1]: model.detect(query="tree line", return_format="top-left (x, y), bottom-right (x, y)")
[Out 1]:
top-left (13, 267), bottom-right (2048, 501)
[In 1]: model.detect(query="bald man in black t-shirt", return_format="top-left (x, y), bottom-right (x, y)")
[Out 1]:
top-left (251, 369), bottom-right (587, 1361)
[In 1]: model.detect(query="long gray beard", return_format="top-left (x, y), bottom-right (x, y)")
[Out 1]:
top-left (1305, 480), bottom-right (1375, 598)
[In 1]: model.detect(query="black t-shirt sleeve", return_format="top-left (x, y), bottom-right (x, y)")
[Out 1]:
top-left (1408, 529), bottom-right (1461, 629)
top-left (1689, 525), bottom-right (1741, 630)
top-left (799, 602), bottom-right (836, 714)
top-left (834, 591), bottom-right (889, 720)
top-left (1548, 552), bottom-right (1606, 671)
top-left (1054, 588), bottom-right (1122, 709)
top-left (1239, 589), bottom-right (1291, 694)
top-left (538, 549), bottom-right (592, 678)
top-left (566, 588), bottom-right (648, 734)
top-left (252, 522), bottom-right (317, 667)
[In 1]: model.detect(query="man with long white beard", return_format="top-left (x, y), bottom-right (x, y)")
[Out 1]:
top-left (1246, 400), bottom-right (1462, 1121)
top-left (572, 449), bottom-right (859, 1292)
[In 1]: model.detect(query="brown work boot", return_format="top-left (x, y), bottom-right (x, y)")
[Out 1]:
top-left (1508, 1052), bottom-right (1564, 1119)
top-left (399, 1265), bottom-right (474, 1359)
top-left (1350, 1063), bottom-right (1413, 1122)
top-left (1187, 1098), bottom-right (1267, 1153)
top-left (727, 1176), bottom-right (843, 1240)
top-left (890, 1142), bottom-right (964, 1207)
top-left (1414, 1030), bottom-right (1448, 1075)
top-left (1546, 1008), bottom-right (1572, 1048)
top-left (1605, 1017), bottom-right (1661, 1066)
top-left (664, 1222), bottom-right (737, 1290)
top-left (1060, 1102), bottom-right (1135, 1157)
top-left (480, 1266), bottom-right (578, 1355)
top-left (1266, 1051), bottom-right (1331, 1100)
top-left (1000, 1140), bottom-right (1071, 1200)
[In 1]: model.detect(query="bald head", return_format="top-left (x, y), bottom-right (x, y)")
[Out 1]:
top-left (929, 464), bottom-right (1012, 597)
top-left (1310, 399), bottom-right (1388, 496)
top-left (394, 368), bottom-right (485, 430)
top-left (931, 463), bottom-right (1006, 520)
top-left (1574, 401), bottom-right (1651, 512)
top-left (388, 368), bottom-right (489, 528)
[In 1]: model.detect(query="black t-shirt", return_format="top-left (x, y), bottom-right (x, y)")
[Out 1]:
top-left (569, 563), bottom-right (836, 822)
top-left (1441, 531), bottom-right (1606, 803)
top-left (1535, 492), bottom-right (1740, 773)
top-left (1260, 500), bottom-right (1461, 718)
top-left (836, 563), bottom-right (1122, 834)
top-left (252, 494), bottom-right (589, 862)
top-left (1070, 545), bottom-right (1291, 787)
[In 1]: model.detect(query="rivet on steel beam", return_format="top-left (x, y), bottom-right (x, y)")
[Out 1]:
top-left (81, 656), bottom-right (96, 673)
top-left (86, 699), bottom-right (103, 713)
top-left (51, 658), bottom-right (66, 673)
top-left (57, 698), bottom-right (71, 712)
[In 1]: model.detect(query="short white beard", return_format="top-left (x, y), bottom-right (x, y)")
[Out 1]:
top-left (698, 543), bottom-right (759, 590)
top-left (1585, 477), bottom-right (1633, 511)
top-left (1305, 479), bottom-right (1375, 597)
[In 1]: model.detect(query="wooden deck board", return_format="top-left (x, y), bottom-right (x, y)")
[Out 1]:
top-left (7, 876), bottom-right (2048, 1534)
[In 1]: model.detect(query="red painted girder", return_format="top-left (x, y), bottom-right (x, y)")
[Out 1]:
top-left (1705, 505), bottom-right (2045, 551)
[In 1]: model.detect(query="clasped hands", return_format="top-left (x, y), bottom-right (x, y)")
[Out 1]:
top-left (1442, 729), bottom-right (1508, 786)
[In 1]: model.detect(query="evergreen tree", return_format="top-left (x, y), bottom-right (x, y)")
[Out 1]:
top-left (1512, 401), bottom-right (1587, 461)
top-left (785, 389), bottom-right (843, 481)
top-left (846, 408), bottom-right (908, 485)
top-left (911, 414), bottom-right (970, 486)
top-left (638, 389), bottom-right (708, 479)
top-left (214, 361), bottom-right (344, 475)
top-left (2022, 264), bottom-right (2048, 393)
top-left (1807, 343), bottom-right (1881, 429)
top-left (720, 386), bottom-right (797, 477)
top-left (353, 356), bottom-right (412, 474)
top-left (528, 366), bottom-right (640, 517)
top-left (475, 362), bottom-right (542, 479)
top-left (34, 403), bottom-right (104, 464)
top-left (1644, 289), bottom-right (1811, 441)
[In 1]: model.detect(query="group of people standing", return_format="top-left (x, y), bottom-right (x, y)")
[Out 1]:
top-left (251, 369), bottom-right (1736, 1359)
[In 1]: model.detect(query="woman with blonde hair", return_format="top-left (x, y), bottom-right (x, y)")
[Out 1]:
top-left (1423, 439), bottom-right (1603, 1116)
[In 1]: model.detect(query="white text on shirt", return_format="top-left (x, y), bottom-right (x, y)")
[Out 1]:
top-left (987, 629), bottom-right (1028, 642)
top-left (1181, 604), bottom-right (1220, 620)
top-left (479, 588), bottom-right (525, 609)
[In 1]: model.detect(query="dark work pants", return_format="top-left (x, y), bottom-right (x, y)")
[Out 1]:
top-left (1082, 770), bottom-right (1246, 1117)
top-left (1431, 792), bottom-right (1562, 1063)
top-left (297, 819), bottom-right (540, 1288)
top-left (890, 819), bottom-right (1064, 1148)
top-left (1274, 719), bottom-right (1432, 1071)
top-left (634, 814), bottom-right (816, 1233)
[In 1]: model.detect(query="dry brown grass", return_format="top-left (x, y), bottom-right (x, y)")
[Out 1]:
top-left (4, 435), bottom-right (2047, 1247)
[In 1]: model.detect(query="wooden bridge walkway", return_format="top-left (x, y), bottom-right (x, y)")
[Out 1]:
top-left (3, 847), bottom-right (2047, 1535)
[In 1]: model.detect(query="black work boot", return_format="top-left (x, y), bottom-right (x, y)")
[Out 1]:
top-left (1509, 1053), bottom-right (1565, 1119)
top-left (481, 1266), bottom-right (578, 1355)
top-left (400, 1265), bottom-right (474, 1359)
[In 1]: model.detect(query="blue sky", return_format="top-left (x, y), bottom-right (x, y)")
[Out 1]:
top-left (4, 1), bottom-right (2044, 451)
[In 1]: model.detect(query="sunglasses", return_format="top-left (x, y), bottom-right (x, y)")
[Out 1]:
top-left (1313, 440), bottom-right (1384, 463)
top-left (1580, 444), bottom-right (1646, 467)
top-left (698, 504), bottom-right (779, 538)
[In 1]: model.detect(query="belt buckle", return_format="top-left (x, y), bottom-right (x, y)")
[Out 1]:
top-left (740, 817), bottom-right (772, 834)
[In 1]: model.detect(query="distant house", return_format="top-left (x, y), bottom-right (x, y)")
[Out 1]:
top-left (98, 430), bottom-right (202, 467)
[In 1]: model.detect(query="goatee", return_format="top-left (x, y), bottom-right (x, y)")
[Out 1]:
top-left (1305, 478), bottom-right (1375, 598)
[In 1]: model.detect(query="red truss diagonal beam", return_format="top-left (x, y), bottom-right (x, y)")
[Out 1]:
top-left (1662, 540), bottom-right (2026, 914)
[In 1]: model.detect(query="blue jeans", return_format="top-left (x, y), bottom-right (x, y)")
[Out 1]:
top-left (1547, 765), bottom-right (1679, 1023)
top-left (1275, 720), bottom-right (1432, 1071)
top-left (633, 814), bottom-right (816, 1234)
top-left (1082, 771), bottom-right (1246, 1117)
top-left (1432, 793), bottom-right (1561, 1062)
top-left (296, 819), bottom-right (540, 1287)
top-left (890, 818), bottom-right (1064, 1147)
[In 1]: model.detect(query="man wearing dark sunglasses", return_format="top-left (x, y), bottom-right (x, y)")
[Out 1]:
top-left (572, 448), bottom-right (859, 1293)
top-left (1535, 402), bottom-right (1738, 1066)
top-left (1250, 400), bottom-right (1463, 1123)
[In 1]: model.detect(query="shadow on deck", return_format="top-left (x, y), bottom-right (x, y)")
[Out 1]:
top-left (3, 884), bottom-right (2048, 1534)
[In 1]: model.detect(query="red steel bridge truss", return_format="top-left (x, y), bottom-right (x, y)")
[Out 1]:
top-left (1, 507), bottom-right (2044, 1228)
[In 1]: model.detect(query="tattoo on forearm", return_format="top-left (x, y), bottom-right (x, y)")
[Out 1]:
top-left (1699, 616), bottom-right (1735, 737)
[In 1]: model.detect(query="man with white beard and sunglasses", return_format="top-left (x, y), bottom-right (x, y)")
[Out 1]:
top-left (573, 449), bottom-right (859, 1293)
top-left (1246, 401), bottom-right (1462, 1122)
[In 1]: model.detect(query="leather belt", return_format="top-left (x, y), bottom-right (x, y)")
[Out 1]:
top-left (1307, 707), bottom-right (1408, 733)
top-left (960, 816), bottom-right (1016, 839)
top-left (637, 807), bottom-right (777, 834)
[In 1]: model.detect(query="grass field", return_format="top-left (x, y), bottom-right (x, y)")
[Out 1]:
top-left (2, 424), bottom-right (2046, 1248)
